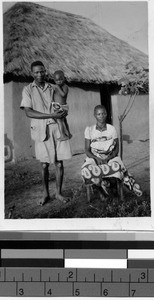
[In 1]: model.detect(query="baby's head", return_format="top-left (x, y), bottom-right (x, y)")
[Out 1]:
top-left (53, 70), bottom-right (65, 86)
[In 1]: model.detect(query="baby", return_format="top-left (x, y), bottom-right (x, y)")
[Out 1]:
top-left (52, 70), bottom-right (72, 141)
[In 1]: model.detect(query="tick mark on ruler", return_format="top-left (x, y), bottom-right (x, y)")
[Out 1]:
top-left (111, 270), bottom-right (113, 282)
top-left (147, 269), bottom-right (149, 282)
top-left (72, 282), bottom-right (74, 296)
top-left (4, 268), bottom-right (6, 281)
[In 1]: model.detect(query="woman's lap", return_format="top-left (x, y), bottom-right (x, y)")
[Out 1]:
top-left (81, 156), bottom-right (142, 197)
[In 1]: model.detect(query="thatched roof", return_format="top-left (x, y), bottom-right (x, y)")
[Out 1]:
top-left (4, 2), bottom-right (148, 84)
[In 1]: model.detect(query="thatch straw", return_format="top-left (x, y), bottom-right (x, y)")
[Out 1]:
top-left (4, 2), bottom-right (148, 83)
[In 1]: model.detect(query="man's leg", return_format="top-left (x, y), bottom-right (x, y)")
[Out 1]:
top-left (40, 162), bottom-right (50, 205)
top-left (55, 160), bottom-right (67, 202)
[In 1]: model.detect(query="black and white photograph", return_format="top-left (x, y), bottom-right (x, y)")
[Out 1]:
top-left (3, 0), bottom-right (152, 227)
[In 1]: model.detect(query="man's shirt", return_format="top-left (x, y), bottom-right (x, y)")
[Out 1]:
top-left (20, 81), bottom-right (54, 142)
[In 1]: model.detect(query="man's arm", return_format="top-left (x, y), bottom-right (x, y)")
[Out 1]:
top-left (24, 107), bottom-right (67, 119)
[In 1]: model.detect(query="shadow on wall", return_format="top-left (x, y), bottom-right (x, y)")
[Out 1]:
top-left (4, 133), bottom-right (14, 162)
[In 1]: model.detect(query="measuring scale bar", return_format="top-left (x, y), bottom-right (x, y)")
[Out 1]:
top-left (0, 249), bottom-right (128, 269)
top-left (0, 268), bottom-right (154, 297)
top-left (0, 249), bottom-right (64, 267)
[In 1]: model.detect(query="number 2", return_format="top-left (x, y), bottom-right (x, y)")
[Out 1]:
top-left (69, 271), bottom-right (73, 278)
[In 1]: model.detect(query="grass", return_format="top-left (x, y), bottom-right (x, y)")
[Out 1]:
top-left (5, 157), bottom-right (151, 219)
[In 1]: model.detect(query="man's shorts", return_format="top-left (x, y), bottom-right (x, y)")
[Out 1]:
top-left (35, 123), bottom-right (72, 163)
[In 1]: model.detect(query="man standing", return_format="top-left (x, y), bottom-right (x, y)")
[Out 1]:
top-left (20, 61), bottom-right (72, 205)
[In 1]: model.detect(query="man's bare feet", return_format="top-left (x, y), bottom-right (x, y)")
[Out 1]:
top-left (39, 195), bottom-right (50, 206)
top-left (55, 193), bottom-right (69, 203)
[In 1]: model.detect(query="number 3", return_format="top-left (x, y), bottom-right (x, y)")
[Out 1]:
top-left (18, 288), bottom-right (24, 296)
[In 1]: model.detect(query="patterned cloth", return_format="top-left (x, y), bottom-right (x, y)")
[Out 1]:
top-left (81, 156), bottom-right (124, 196)
top-left (82, 157), bottom-right (124, 183)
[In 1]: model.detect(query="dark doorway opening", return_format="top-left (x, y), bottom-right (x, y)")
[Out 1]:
top-left (100, 84), bottom-right (112, 124)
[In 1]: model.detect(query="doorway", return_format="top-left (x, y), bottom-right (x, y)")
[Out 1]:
top-left (100, 84), bottom-right (112, 124)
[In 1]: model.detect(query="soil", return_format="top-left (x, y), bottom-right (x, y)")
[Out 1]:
top-left (5, 141), bottom-right (151, 219)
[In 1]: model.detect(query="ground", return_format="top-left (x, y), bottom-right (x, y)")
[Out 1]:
top-left (5, 141), bottom-right (150, 219)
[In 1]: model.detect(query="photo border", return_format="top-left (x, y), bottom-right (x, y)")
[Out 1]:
top-left (1, 0), bottom-right (153, 232)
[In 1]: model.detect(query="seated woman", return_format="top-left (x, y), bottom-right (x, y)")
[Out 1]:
top-left (81, 105), bottom-right (142, 197)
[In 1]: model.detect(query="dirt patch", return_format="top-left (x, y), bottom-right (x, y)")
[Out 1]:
top-left (5, 141), bottom-right (151, 219)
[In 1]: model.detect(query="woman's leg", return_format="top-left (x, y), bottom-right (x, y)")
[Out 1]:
top-left (109, 156), bottom-right (142, 196)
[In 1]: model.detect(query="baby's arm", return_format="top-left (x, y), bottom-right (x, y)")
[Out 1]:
top-left (52, 103), bottom-right (68, 118)
top-left (55, 84), bottom-right (68, 98)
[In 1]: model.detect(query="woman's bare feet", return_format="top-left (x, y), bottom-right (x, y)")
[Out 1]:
top-left (55, 193), bottom-right (69, 203)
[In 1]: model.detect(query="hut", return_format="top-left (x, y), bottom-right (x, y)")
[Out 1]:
top-left (4, 2), bottom-right (149, 162)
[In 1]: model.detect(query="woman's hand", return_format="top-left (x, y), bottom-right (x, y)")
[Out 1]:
top-left (95, 157), bottom-right (104, 165)
top-left (95, 156), bottom-right (109, 165)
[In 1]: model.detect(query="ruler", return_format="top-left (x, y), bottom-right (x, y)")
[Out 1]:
top-left (0, 267), bottom-right (154, 297)
top-left (1, 240), bottom-right (154, 297)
